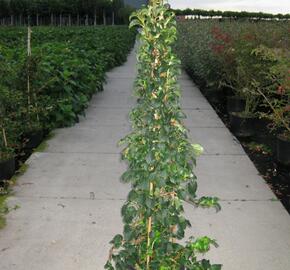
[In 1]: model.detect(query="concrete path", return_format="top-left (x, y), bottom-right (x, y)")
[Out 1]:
top-left (1, 47), bottom-right (290, 270)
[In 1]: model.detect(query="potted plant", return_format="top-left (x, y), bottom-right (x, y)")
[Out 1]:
top-left (208, 25), bottom-right (244, 113)
top-left (105, 1), bottom-right (221, 269)
top-left (20, 28), bottom-right (43, 150)
top-left (226, 95), bottom-right (246, 113)
top-left (257, 91), bottom-right (290, 166)
top-left (22, 120), bottom-right (43, 150)
top-left (201, 57), bottom-right (226, 105)
top-left (228, 74), bottom-right (260, 138)
top-left (204, 81), bottom-right (225, 106)
top-left (21, 81), bottom-right (44, 150)
top-left (229, 86), bottom-right (259, 138)
top-left (227, 37), bottom-right (265, 138)
top-left (0, 145), bottom-right (15, 182)
top-left (253, 46), bottom-right (290, 166)
top-left (0, 87), bottom-right (16, 181)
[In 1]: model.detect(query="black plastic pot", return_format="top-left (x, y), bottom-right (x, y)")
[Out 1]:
top-left (43, 128), bottom-right (51, 137)
top-left (253, 118), bottom-right (276, 148)
top-left (222, 86), bottom-right (234, 97)
top-left (277, 135), bottom-right (290, 167)
top-left (0, 157), bottom-right (15, 181)
top-left (227, 96), bottom-right (246, 113)
top-left (23, 130), bottom-right (43, 150)
top-left (254, 118), bottom-right (271, 134)
top-left (230, 113), bottom-right (256, 138)
top-left (186, 69), bottom-right (206, 89)
top-left (204, 89), bottom-right (224, 104)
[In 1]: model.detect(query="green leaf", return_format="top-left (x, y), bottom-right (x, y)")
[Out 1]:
top-left (192, 143), bottom-right (204, 156)
top-left (188, 181), bottom-right (198, 197)
top-left (211, 265), bottom-right (223, 270)
top-left (110, 234), bottom-right (123, 249)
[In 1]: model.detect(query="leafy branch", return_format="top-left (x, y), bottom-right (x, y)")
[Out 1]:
top-left (106, 1), bottom-right (221, 269)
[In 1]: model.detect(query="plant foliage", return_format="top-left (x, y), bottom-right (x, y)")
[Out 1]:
top-left (176, 20), bottom-right (289, 134)
top-left (105, 1), bottom-right (221, 269)
top-left (0, 26), bottom-right (136, 162)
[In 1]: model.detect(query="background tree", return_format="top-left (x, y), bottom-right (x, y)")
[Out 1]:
top-left (0, 0), bottom-right (9, 24)
top-left (118, 4), bottom-right (135, 24)
top-left (0, 0), bottom-right (135, 25)
top-left (173, 7), bottom-right (290, 20)
top-left (110, 0), bottom-right (124, 25)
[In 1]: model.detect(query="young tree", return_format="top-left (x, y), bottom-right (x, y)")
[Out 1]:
top-left (105, 1), bottom-right (221, 269)
top-left (9, 0), bottom-right (29, 25)
top-left (100, 0), bottom-right (111, 25)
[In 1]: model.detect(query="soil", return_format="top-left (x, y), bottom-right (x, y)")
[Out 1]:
top-left (242, 143), bottom-right (290, 212)
top-left (206, 93), bottom-right (290, 214)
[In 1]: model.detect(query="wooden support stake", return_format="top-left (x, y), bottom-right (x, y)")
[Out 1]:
top-left (2, 127), bottom-right (8, 147)
top-left (146, 181), bottom-right (154, 270)
top-left (27, 26), bottom-right (32, 57)
top-left (27, 26), bottom-right (32, 109)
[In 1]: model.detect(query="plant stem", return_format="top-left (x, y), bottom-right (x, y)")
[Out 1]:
top-left (146, 181), bottom-right (154, 269)
top-left (256, 87), bottom-right (290, 133)
top-left (27, 26), bottom-right (40, 124)
top-left (27, 27), bottom-right (31, 112)
top-left (27, 26), bottom-right (32, 57)
top-left (2, 127), bottom-right (8, 147)
top-left (27, 74), bottom-right (31, 109)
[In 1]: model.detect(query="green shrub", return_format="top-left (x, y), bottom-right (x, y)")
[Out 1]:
top-left (177, 20), bottom-right (289, 120)
top-left (0, 26), bottom-right (136, 156)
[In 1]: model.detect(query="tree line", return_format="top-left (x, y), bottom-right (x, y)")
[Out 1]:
top-left (0, 0), bottom-right (136, 26)
top-left (174, 8), bottom-right (290, 20)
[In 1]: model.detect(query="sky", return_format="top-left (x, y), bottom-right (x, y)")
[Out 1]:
top-left (167, 0), bottom-right (290, 14)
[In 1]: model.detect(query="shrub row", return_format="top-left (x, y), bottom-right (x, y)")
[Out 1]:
top-left (176, 20), bottom-right (290, 166)
top-left (0, 26), bottom-right (136, 182)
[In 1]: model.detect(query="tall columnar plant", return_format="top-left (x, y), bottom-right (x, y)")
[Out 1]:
top-left (23, 26), bottom-right (42, 133)
top-left (105, 1), bottom-right (221, 269)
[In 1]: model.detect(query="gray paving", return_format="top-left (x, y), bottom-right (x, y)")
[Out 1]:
top-left (0, 46), bottom-right (290, 270)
